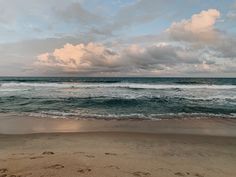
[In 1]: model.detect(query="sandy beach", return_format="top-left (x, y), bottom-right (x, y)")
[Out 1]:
top-left (0, 115), bottom-right (236, 177)
top-left (0, 0), bottom-right (236, 175)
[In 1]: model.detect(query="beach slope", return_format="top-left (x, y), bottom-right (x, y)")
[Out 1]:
top-left (0, 117), bottom-right (236, 177)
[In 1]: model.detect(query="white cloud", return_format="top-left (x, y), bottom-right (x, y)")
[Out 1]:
top-left (167, 9), bottom-right (220, 42)
top-left (35, 41), bottom-right (218, 75)
top-left (35, 43), bottom-right (121, 73)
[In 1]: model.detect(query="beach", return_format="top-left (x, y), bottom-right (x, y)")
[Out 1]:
top-left (0, 0), bottom-right (236, 174)
top-left (0, 115), bottom-right (236, 177)
top-left (0, 77), bottom-right (236, 177)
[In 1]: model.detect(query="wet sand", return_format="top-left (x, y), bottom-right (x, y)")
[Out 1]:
top-left (0, 114), bottom-right (236, 177)
top-left (1, 114), bottom-right (236, 136)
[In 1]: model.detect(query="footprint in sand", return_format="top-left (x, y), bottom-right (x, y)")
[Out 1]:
top-left (174, 172), bottom-right (192, 176)
top-left (45, 164), bottom-right (64, 169)
top-left (0, 168), bottom-right (9, 177)
top-left (174, 172), bottom-right (186, 176)
top-left (85, 155), bottom-right (95, 158)
top-left (0, 169), bottom-right (8, 173)
top-left (104, 153), bottom-right (117, 156)
top-left (194, 173), bottom-right (204, 177)
top-left (0, 174), bottom-right (7, 177)
top-left (132, 171), bottom-right (151, 177)
top-left (174, 172), bottom-right (202, 177)
top-left (104, 165), bottom-right (120, 170)
top-left (12, 153), bottom-right (25, 156)
top-left (1, 173), bottom-right (22, 177)
top-left (77, 168), bottom-right (92, 174)
top-left (30, 156), bottom-right (44, 160)
top-left (42, 151), bottom-right (54, 155)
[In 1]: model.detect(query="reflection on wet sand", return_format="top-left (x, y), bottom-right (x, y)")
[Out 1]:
top-left (0, 113), bottom-right (236, 136)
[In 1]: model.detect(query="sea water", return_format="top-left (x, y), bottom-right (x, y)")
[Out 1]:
top-left (0, 77), bottom-right (235, 119)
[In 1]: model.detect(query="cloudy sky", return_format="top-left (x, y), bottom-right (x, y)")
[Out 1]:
top-left (0, 0), bottom-right (236, 77)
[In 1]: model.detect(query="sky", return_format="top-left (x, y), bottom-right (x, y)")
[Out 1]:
top-left (0, 0), bottom-right (236, 77)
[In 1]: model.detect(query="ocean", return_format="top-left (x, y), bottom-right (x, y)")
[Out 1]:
top-left (0, 77), bottom-right (235, 120)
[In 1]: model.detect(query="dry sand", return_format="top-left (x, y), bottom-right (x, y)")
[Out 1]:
top-left (0, 115), bottom-right (236, 177)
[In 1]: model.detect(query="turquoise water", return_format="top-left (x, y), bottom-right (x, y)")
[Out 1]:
top-left (0, 77), bottom-right (235, 119)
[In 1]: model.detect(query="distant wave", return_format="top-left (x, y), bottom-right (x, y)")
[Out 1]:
top-left (0, 95), bottom-right (236, 101)
top-left (1, 82), bottom-right (236, 90)
top-left (0, 77), bottom-right (124, 83)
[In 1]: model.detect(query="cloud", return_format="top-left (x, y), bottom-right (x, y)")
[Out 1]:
top-left (35, 42), bottom-right (215, 76)
top-left (212, 36), bottom-right (236, 58)
top-left (55, 2), bottom-right (103, 25)
top-left (0, 0), bottom-right (106, 42)
top-left (111, 0), bottom-right (169, 28)
top-left (167, 9), bottom-right (220, 42)
top-left (95, 0), bottom-right (176, 34)
top-left (167, 9), bottom-right (236, 59)
top-left (28, 7), bottom-right (236, 76)
top-left (35, 43), bottom-right (121, 74)
top-left (1, 2), bottom-right (235, 77)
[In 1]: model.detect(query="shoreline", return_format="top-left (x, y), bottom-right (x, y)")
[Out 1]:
top-left (0, 113), bottom-right (236, 136)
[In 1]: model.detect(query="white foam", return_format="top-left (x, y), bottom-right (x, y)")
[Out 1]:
top-left (1, 82), bottom-right (236, 90)
top-left (27, 111), bottom-right (236, 120)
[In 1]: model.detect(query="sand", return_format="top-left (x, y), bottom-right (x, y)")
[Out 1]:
top-left (0, 115), bottom-right (236, 177)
